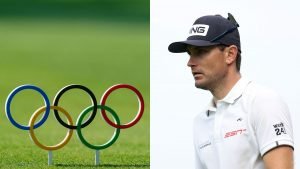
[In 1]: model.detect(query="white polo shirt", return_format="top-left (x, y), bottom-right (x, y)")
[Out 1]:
top-left (193, 78), bottom-right (294, 169)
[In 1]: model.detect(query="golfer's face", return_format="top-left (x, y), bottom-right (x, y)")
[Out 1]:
top-left (187, 46), bottom-right (227, 90)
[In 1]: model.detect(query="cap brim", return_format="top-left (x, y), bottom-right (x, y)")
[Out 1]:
top-left (168, 40), bottom-right (220, 53)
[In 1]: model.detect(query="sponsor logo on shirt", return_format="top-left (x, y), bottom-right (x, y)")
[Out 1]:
top-left (273, 122), bottom-right (287, 135)
top-left (224, 129), bottom-right (247, 138)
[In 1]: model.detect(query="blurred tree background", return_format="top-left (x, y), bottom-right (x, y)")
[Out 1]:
top-left (0, 0), bottom-right (149, 22)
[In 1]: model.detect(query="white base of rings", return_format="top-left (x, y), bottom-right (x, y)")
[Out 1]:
top-left (95, 150), bottom-right (100, 165)
top-left (48, 151), bottom-right (53, 166)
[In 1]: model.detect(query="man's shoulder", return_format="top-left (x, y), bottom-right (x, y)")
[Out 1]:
top-left (244, 81), bottom-right (282, 101)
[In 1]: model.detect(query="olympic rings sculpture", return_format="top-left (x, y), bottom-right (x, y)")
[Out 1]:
top-left (5, 84), bottom-right (144, 164)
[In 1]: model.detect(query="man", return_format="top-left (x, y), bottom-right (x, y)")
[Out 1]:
top-left (168, 13), bottom-right (294, 169)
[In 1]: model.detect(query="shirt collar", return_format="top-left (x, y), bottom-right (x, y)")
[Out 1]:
top-left (206, 77), bottom-right (251, 111)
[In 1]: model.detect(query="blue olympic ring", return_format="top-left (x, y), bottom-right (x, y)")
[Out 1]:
top-left (5, 84), bottom-right (51, 130)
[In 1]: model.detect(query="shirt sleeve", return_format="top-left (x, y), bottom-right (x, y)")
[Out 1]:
top-left (251, 90), bottom-right (294, 156)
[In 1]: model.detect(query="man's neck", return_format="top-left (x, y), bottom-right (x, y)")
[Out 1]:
top-left (211, 73), bottom-right (241, 101)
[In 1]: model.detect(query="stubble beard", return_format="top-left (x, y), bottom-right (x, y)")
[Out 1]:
top-left (195, 81), bottom-right (209, 90)
top-left (194, 77), bottom-right (212, 90)
top-left (194, 74), bottom-right (225, 91)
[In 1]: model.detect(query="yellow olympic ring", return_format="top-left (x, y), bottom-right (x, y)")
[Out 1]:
top-left (29, 106), bottom-right (73, 151)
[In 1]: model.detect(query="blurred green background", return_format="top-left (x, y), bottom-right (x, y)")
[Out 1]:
top-left (0, 0), bottom-right (149, 168)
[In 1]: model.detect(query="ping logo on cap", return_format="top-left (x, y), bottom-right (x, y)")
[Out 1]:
top-left (189, 24), bottom-right (209, 36)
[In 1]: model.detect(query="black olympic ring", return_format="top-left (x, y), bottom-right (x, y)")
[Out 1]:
top-left (53, 84), bottom-right (97, 129)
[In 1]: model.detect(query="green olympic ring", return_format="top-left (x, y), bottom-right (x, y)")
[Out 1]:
top-left (76, 105), bottom-right (121, 150)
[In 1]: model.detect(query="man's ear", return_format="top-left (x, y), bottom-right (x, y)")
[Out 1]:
top-left (225, 45), bottom-right (238, 65)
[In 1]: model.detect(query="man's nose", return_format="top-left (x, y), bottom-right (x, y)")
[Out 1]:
top-left (187, 56), bottom-right (196, 67)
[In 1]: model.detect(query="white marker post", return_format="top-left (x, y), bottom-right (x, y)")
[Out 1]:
top-left (95, 150), bottom-right (100, 165)
top-left (48, 151), bottom-right (53, 166)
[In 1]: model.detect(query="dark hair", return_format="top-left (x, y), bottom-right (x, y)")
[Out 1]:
top-left (217, 45), bottom-right (241, 72)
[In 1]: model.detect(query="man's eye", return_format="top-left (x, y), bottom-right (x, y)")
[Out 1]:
top-left (195, 51), bottom-right (207, 56)
top-left (197, 49), bottom-right (209, 54)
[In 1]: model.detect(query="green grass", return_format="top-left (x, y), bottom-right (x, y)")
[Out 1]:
top-left (0, 19), bottom-right (149, 169)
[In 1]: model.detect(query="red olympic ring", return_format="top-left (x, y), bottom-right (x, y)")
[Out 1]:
top-left (100, 84), bottom-right (144, 129)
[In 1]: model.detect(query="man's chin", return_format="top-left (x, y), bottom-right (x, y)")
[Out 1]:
top-left (195, 82), bottom-right (208, 90)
